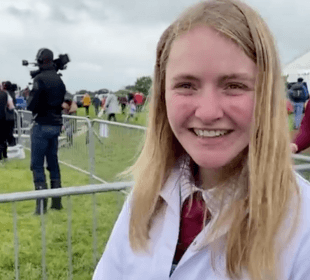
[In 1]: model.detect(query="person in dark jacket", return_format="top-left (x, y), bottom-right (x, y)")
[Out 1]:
top-left (3, 81), bottom-right (16, 146)
top-left (93, 94), bottom-right (101, 116)
top-left (0, 89), bottom-right (14, 163)
top-left (27, 48), bottom-right (66, 215)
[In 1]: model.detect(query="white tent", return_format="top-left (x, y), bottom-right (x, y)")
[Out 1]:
top-left (283, 50), bottom-right (310, 85)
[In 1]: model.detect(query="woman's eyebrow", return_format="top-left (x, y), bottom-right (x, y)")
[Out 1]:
top-left (172, 74), bottom-right (200, 83)
top-left (218, 74), bottom-right (255, 83)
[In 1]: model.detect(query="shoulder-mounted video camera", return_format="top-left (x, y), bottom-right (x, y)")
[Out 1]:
top-left (22, 48), bottom-right (70, 79)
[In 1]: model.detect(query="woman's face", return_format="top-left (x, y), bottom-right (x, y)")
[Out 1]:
top-left (165, 25), bottom-right (257, 172)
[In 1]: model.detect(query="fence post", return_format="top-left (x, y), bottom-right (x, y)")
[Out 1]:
top-left (92, 193), bottom-right (98, 268)
top-left (87, 118), bottom-right (95, 184)
top-left (13, 202), bottom-right (19, 280)
top-left (15, 110), bottom-right (22, 145)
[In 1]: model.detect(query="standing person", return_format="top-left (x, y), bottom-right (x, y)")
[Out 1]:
top-left (119, 95), bottom-right (128, 114)
top-left (93, 94), bottom-right (101, 116)
top-left (0, 88), bottom-right (14, 163)
top-left (125, 99), bottom-right (137, 123)
top-left (291, 99), bottom-right (310, 153)
top-left (288, 77), bottom-right (309, 129)
top-left (82, 92), bottom-right (91, 116)
top-left (104, 91), bottom-right (118, 122)
top-left (62, 93), bottom-right (78, 147)
top-left (3, 81), bottom-right (16, 146)
top-left (27, 48), bottom-right (66, 215)
top-left (98, 96), bottom-right (106, 118)
top-left (93, 1), bottom-right (310, 279)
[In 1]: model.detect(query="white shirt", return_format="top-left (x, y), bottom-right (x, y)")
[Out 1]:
top-left (92, 167), bottom-right (310, 280)
top-left (105, 93), bottom-right (119, 114)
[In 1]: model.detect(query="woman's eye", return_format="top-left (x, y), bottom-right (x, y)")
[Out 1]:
top-left (226, 83), bottom-right (248, 90)
top-left (175, 82), bottom-right (194, 89)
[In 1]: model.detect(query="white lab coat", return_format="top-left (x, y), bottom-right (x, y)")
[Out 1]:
top-left (105, 93), bottom-right (119, 114)
top-left (93, 169), bottom-right (310, 280)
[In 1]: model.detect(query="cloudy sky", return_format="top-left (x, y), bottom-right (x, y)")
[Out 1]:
top-left (0, 0), bottom-right (309, 94)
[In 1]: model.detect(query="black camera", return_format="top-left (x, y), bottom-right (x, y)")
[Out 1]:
top-left (22, 53), bottom-right (70, 79)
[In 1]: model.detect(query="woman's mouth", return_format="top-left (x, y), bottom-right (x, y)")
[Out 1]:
top-left (191, 128), bottom-right (233, 138)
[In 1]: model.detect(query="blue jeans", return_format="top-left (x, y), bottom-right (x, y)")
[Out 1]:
top-left (31, 123), bottom-right (62, 183)
top-left (293, 102), bottom-right (304, 129)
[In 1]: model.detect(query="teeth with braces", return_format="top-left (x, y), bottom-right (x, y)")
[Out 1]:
top-left (193, 129), bottom-right (230, 137)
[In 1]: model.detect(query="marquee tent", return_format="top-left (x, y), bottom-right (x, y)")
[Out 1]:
top-left (283, 50), bottom-right (310, 85)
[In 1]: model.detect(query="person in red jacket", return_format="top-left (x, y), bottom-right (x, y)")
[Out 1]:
top-left (291, 100), bottom-right (310, 153)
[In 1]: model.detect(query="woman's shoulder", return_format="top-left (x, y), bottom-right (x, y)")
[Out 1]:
top-left (292, 173), bottom-right (310, 231)
top-left (283, 173), bottom-right (310, 278)
top-left (295, 173), bottom-right (310, 204)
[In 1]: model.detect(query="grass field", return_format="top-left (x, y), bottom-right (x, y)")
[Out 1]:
top-left (0, 152), bottom-right (126, 279)
top-left (0, 105), bottom-right (147, 279)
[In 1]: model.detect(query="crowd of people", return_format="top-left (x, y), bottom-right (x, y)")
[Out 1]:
top-left (80, 90), bottom-right (146, 122)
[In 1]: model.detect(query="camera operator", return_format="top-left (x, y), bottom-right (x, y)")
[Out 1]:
top-left (27, 48), bottom-right (66, 215)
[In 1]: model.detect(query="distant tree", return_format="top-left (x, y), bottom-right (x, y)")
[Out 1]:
top-left (98, 88), bottom-right (109, 94)
top-left (115, 89), bottom-right (131, 97)
top-left (134, 76), bottom-right (152, 96)
top-left (76, 90), bottom-right (87, 95)
top-left (125, 85), bottom-right (135, 91)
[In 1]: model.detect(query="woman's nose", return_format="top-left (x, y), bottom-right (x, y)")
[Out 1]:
top-left (194, 87), bottom-right (224, 123)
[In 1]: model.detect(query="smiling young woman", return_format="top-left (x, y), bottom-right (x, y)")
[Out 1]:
top-left (93, 1), bottom-right (310, 280)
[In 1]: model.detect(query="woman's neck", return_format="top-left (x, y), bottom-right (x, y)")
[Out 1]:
top-left (197, 150), bottom-right (247, 190)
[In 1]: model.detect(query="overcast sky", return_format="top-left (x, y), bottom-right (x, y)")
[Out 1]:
top-left (0, 0), bottom-right (309, 94)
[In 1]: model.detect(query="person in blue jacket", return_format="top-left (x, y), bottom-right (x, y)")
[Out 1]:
top-left (288, 77), bottom-right (309, 129)
top-left (93, 1), bottom-right (310, 279)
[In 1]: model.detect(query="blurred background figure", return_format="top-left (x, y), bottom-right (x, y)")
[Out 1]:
top-left (118, 95), bottom-right (128, 114)
top-left (2, 81), bottom-right (17, 146)
top-left (93, 94), bottom-right (101, 116)
top-left (0, 86), bottom-right (15, 164)
top-left (62, 92), bottom-right (78, 147)
top-left (125, 99), bottom-right (137, 123)
top-left (104, 91), bottom-right (118, 121)
top-left (288, 77), bottom-right (309, 129)
top-left (134, 92), bottom-right (144, 112)
top-left (82, 92), bottom-right (91, 116)
top-left (291, 99), bottom-right (310, 153)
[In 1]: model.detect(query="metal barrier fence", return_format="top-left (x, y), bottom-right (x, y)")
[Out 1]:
top-left (13, 111), bottom-right (146, 184)
top-left (14, 110), bottom-right (98, 183)
top-left (292, 154), bottom-right (310, 179)
top-left (0, 182), bottom-right (133, 280)
top-left (91, 119), bottom-right (147, 181)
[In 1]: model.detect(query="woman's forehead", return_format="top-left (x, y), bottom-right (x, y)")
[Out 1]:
top-left (166, 25), bottom-right (257, 82)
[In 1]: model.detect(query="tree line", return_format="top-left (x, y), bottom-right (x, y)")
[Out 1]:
top-left (75, 76), bottom-right (152, 97)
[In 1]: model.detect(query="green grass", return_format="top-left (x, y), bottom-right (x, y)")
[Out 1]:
top-left (0, 151), bottom-right (126, 280)
top-left (288, 113), bottom-right (294, 131)
top-left (76, 105), bottom-right (148, 127)
top-left (57, 105), bottom-right (147, 183)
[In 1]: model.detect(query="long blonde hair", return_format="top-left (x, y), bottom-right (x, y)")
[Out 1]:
top-left (128, 0), bottom-right (300, 279)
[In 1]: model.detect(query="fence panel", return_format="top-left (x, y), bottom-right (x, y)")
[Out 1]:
top-left (0, 182), bottom-right (133, 280)
top-left (92, 119), bottom-right (146, 182)
top-left (15, 111), bottom-right (96, 183)
top-left (14, 110), bottom-right (33, 148)
top-left (292, 154), bottom-right (310, 179)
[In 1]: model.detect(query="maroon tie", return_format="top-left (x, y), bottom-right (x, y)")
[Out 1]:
top-left (173, 192), bottom-right (211, 264)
